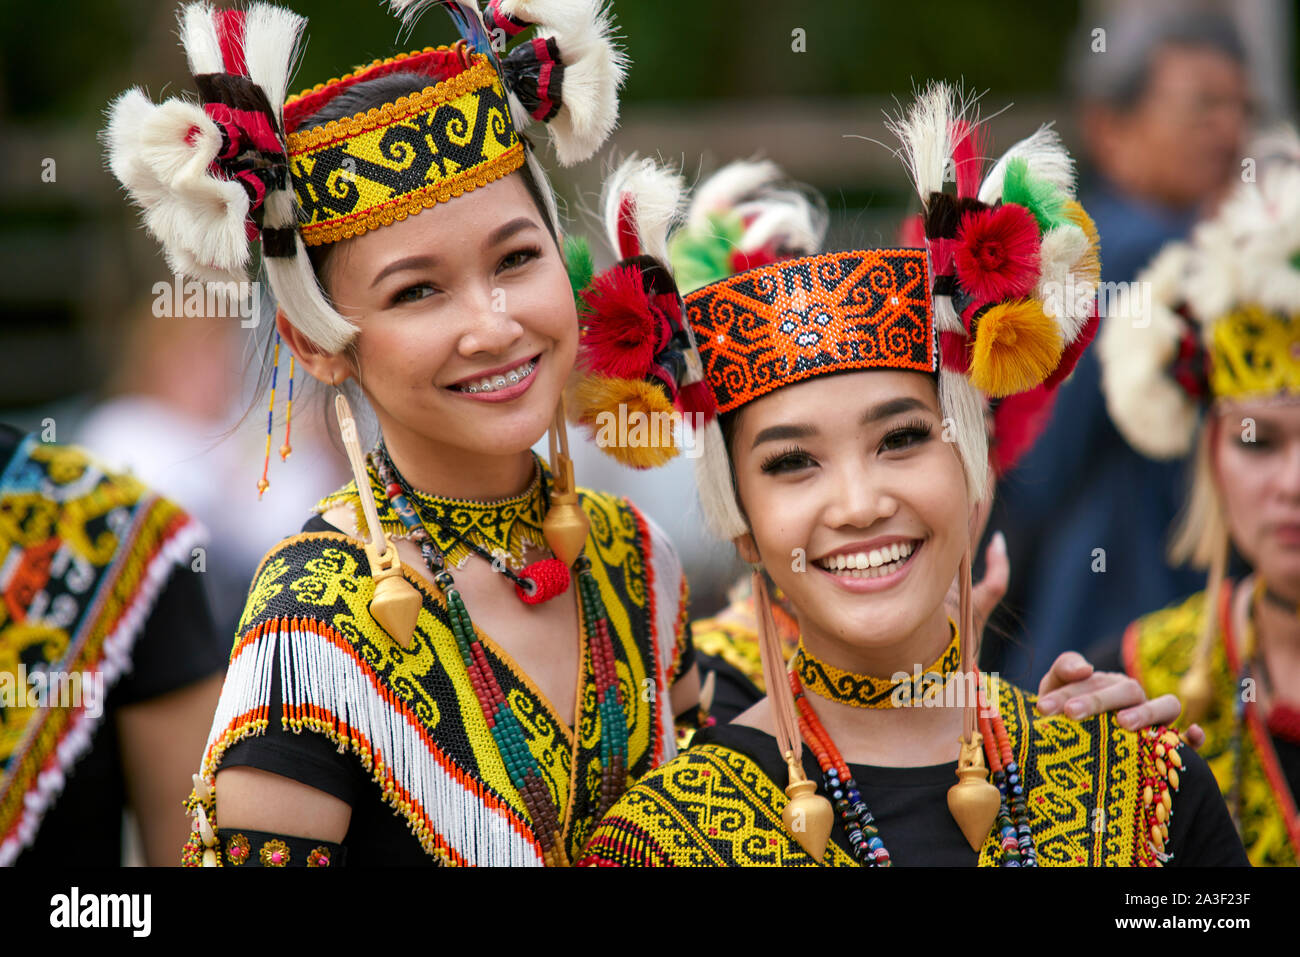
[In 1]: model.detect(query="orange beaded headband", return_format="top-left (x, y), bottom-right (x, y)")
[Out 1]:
top-left (284, 51), bottom-right (524, 247)
top-left (684, 249), bottom-right (937, 415)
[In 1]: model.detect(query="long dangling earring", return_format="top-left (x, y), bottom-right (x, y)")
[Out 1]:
top-left (257, 333), bottom-right (283, 498)
top-left (753, 565), bottom-right (833, 861)
top-left (334, 386), bottom-right (421, 649)
top-left (542, 397), bottom-right (590, 564)
top-left (947, 549), bottom-right (1002, 851)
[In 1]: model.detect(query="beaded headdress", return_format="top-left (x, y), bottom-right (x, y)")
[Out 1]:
top-left (1100, 126), bottom-right (1300, 460)
top-left (104, 0), bottom-right (625, 354)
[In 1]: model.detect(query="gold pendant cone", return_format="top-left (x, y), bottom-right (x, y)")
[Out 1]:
top-left (1178, 664), bottom-right (1214, 725)
top-left (366, 535), bottom-right (420, 649)
top-left (947, 733), bottom-right (1001, 852)
top-left (543, 453), bottom-right (589, 566)
top-left (782, 754), bottom-right (833, 862)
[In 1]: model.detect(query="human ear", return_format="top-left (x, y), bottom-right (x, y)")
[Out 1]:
top-left (733, 532), bottom-right (761, 565)
top-left (276, 308), bottom-right (353, 386)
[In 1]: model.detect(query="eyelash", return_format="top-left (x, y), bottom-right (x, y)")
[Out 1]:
top-left (498, 245), bottom-right (541, 273)
top-left (388, 246), bottom-right (543, 306)
top-left (760, 445), bottom-right (814, 474)
top-left (758, 418), bottom-right (933, 473)
top-left (881, 418), bottom-right (933, 451)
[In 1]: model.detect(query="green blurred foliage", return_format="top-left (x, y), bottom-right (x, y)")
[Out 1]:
top-left (2, 0), bottom-right (1083, 122)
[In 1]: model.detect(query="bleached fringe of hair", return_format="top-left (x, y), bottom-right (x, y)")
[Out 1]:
top-left (1169, 421), bottom-right (1228, 569)
top-left (939, 369), bottom-right (989, 506)
top-left (602, 155), bottom-right (684, 266)
top-left (978, 125), bottom-right (1076, 205)
top-left (694, 418), bottom-right (749, 541)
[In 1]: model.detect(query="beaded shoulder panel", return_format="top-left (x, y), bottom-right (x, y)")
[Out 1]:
top-left (581, 680), bottom-right (1181, 866)
top-left (0, 436), bottom-right (201, 865)
top-left (1125, 588), bottom-right (1299, 867)
top-left (193, 486), bottom-right (683, 866)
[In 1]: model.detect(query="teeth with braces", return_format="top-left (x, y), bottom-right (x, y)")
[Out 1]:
top-left (462, 358), bottom-right (536, 394)
top-left (817, 541), bottom-right (916, 578)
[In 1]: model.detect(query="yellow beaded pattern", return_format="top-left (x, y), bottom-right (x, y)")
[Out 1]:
top-left (583, 679), bottom-right (1163, 866)
top-left (1126, 588), bottom-right (1299, 866)
top-left (286, 54), bottom-right (523, 247)
top-left (1208, 306), bottom-right (1300, 401)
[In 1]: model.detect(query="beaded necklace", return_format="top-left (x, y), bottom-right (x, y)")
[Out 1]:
top-left (370, 446), bottom-right (631, 865)
top-left (787, 649), bottom-right (1038, 866)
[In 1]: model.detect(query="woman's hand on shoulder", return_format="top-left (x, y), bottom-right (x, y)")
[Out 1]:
top-left (1035, 654), bottom-right (1206, 749)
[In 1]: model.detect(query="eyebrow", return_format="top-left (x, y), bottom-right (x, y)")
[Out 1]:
top-left (485, 216), bottom-right (540, 249)
top-left (371, 255), bottom-right (437, 289)
top-left (749, 396), bottom-right (930, 450)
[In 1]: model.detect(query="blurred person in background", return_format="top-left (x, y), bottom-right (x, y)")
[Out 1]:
top-left (986, 8), bottom-right (1254, 686)
top-left (1100, 128), bottom-right (1300, 866)
top-left (0, 424), bottom-right (224, 865)
top-left (74, 297), bottom-right (349, 642)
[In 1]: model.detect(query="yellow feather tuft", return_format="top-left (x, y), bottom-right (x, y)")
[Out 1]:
top-left (970, 300), bottom-right (1064, 397)
top-left (573, 375), bottom-right (681, 469)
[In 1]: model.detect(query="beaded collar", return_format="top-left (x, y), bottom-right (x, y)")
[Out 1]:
top-left (316, 452), bottom-right (550, 570)
top-left (793, 623), bottom-right (962, 708)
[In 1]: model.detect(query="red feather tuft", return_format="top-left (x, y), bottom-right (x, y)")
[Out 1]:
top-left (991, 385), bottom-right (1059, 475)
top-left (1042, 303), bottom-right (1099, 391)
top-left (728, 244), bottom-right (782, 276)
top-left (616, 193), bottom-right (640, 260)
top-left (579, 265), bottom-right (672, 379)
top-left (950, 120), bottom-right (989, 200)
top-left (939, 330), bottom-right (970, 374)
top-left (676, 379), bottom-right (718, 422)
top-left (954, 204), bottom-right (1040, 302)
top-left (897, 213), bottom-right (926, 248)
top-left (213, 9), bottom-right (249, 76)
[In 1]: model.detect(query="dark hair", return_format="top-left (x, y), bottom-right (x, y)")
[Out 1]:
top-left (296, 71), bottom-right (559, 290)
top-left (1067, 11), bottom-right (1246, 110)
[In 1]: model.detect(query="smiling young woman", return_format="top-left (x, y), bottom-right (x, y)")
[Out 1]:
top-left (1103, 127), bottom-right (1300, 866)
top-left (106, 0), bottom-right (699, 868)
top-left (578, 86), bottom-right (1247, 867)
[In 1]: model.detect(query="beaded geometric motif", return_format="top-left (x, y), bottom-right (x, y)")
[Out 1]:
top-left (685, 249), bottom-right (936, 415)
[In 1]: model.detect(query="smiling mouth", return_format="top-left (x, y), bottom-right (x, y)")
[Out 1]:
top-left (814, 540), bottom-right (921, 579)
top-left (449, 355), bottom-right (540, 394)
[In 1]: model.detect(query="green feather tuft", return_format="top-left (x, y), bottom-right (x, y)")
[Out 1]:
top-left (1001, 158), bottom-right (1068, 233)
top-left (668, 212), bottom-right (746, 294)
top-left (563, 235), bottom-right (594, 299)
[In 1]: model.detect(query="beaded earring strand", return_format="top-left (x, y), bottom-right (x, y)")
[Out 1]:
top-left (370, 443), bottom-right (632, 857)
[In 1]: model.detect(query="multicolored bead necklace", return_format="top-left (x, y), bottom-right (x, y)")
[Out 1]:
top-left (370, 446), bottom-right (631, 864)
top-left (788, 652), bottom-right (1038, 866)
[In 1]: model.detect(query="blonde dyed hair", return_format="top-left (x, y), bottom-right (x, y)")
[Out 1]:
top-left (1168, 417), bottom-right (1228, 570)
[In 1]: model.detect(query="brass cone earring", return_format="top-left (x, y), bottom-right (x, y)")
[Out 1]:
top-left (752, 565), bottom-right (833, 861)
top-left (946, 550), bottom-right (1002, 851)
top-left (334, 385), bottom-right (421, 649)
top-left (542, 397), bottom-right (590, 564)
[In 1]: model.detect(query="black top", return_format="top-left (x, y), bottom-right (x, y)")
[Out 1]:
top-left (691, 720), bottom-right (1251, 867)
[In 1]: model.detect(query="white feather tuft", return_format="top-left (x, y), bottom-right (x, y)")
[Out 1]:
top-left (1099, 243), bottom-right (1200, 459)
top-left (978, 125), bottom-right (1076, 205)
top-left (179, 2), bottom-right (223, 75)
top-left (535, 2), bottom-right (627, 165)
top-left (932, 295), bottom-right (964, 335)
top-left (243, 3), bottom-right (307, 124)
top-left (264, 236), bottom-right (359, 355)
top-left (1035, 223), bottom-right (1091, 341)
top-left (884, 81), bottom-right (955, 203)
top-left (602, 155), bottom-right (684, 266)
top-left (685, 159), bottom-right (784, 228)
